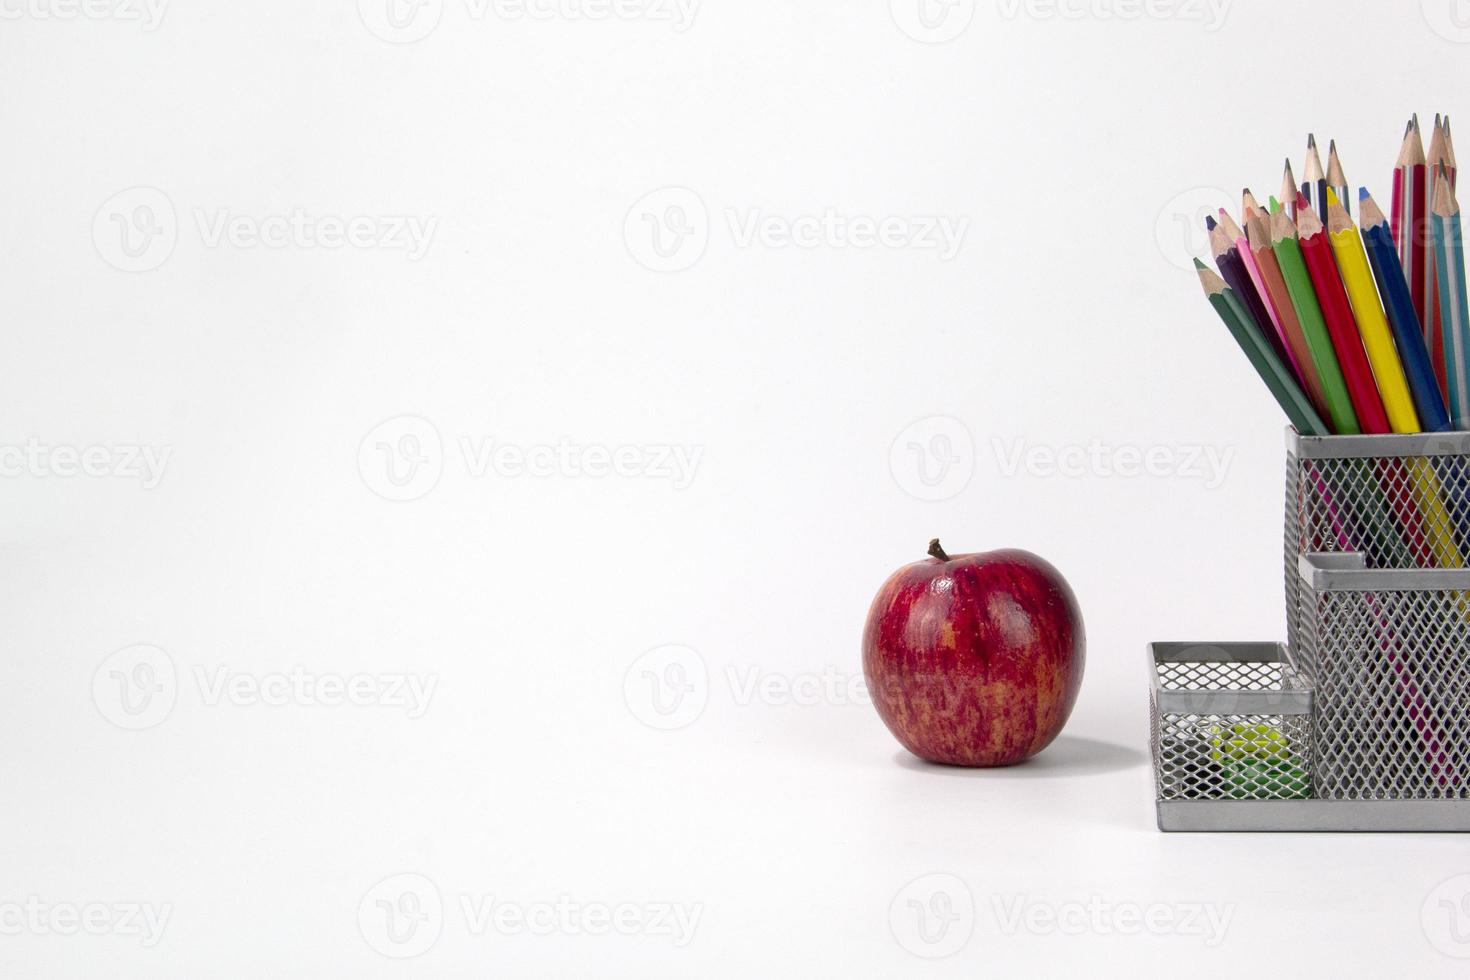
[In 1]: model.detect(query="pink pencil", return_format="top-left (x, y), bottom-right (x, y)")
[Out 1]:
top-left (1220, 208), bottom-right (1305, 384)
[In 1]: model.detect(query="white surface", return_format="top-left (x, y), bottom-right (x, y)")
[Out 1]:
top-left (3, 0), bottom-right (1470, 975)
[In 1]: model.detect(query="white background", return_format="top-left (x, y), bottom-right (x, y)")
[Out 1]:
top-left (4, 0), bottom-right (1470, 975)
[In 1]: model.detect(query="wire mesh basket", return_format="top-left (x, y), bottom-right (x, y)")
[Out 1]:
top-left (1149, 643), bottom-right (1312, 802)
top-left (1149, 430), bottom-right (1470, 831)
top-left (1297, 553), bottom-right (1470, 801)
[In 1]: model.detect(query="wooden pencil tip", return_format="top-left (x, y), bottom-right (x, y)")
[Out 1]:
top-left (1308, 133), bottom-right (1317, 150)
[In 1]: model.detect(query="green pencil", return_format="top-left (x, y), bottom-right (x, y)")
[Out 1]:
top-left (1268, 207), bottom-right (1359, 434)
top-left (1195, 259), bottom-right (1329, 435)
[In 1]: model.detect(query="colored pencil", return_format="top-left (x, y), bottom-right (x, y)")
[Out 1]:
top-left (1329, 189), bottom-right (1450, 568)
top-left (1296, 202), bottom-right (1389, 433)
top-left (1304, 134), bottom-right (1329, 223)
top-left (1217, 209), bottom-right (1295, 373)
top-left (1247, 210), bottom-right (1328, 416)
top-left (1270, 206), bottom-right (1358, 433)
top-left (1408, 119), bottom-right (1432, 337)
top-left (1360, 190), bottom-right (1451, 431)
top-left (1208, 217), bottom-right (1283, 364)
top-left (1327, 191), bottom-right (1420, 434)
top-left (1281, 158), bottom-right (1299, 220)
top-left (1392, 118), bottom-right (1412, 250)
top-left (1327, 140), bottom-right (1350, 219)
top-left (1447, 115), bottom-right (1459, 187)
top-left (1195, 260), bottom-right (1327, 436)
top-left (1434, 173), bottom-right (1470, 429)
top-left (1242, 188), bottom-right (1263, 219)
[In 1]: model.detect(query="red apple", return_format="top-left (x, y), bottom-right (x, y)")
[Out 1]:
top-left (862, 539), bottom-right (1085, 767)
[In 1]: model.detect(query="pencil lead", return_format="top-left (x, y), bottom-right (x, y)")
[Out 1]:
top-left (1193, 257), bottom-right (1207, 270)
top-left (1205, 214), bottom-right (1218, 231)
top-left (1358, 185), bottom-right (1370, 201)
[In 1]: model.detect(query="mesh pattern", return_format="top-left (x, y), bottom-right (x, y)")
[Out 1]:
top-left (1289, 453), bottom-right (1470, 570)
top-left (1151, 660), bottom-right (1313, 801)
top-left (1302, 588), bottom-right (1470, 799)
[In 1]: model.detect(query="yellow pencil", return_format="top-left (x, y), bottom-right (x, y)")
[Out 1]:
top-left (1326, 187), bottom-right (1466, 575)
top-left (1326, 189), bottom-right (1420, 433)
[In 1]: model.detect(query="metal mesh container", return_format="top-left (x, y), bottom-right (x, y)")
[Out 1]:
top-left (1149, 431), bottom-right (1470, 831)
top-left (1149, 643), bottom-right (1313, 802)
top-left (1297, 553), bottom-right (1470, 801)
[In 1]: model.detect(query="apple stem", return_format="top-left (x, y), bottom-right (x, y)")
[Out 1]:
top-left (927, 538), bottom-right (950, 561)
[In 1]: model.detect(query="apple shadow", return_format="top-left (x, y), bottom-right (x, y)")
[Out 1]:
top-left (892, 735), bottom-right (1146, 779)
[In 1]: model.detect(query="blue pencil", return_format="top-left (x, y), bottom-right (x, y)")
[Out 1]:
top-left (1360, 189), bottom-right (1451, 431)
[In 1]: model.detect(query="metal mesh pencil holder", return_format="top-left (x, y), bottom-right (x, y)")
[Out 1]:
top-left (1149, 430), bottom-right (1470, 831)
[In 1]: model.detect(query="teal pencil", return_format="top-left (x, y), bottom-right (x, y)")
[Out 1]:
top-left (1434, 173), bottom-right (1470, 428)
top-left (1195, 259), bottom-right (1329, 435)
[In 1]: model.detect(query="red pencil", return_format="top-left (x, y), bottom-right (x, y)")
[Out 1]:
top-left (1296, 201), bottom-right (1391, 432)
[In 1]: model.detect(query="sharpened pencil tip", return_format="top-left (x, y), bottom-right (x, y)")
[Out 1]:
top-left (1205, 214), bottom-right (1218, 230)
top-left (1358, 186), bottom-right (1370, 200)
top-left (1308, 133), bottom-right (1317, 150)
top-left (1193, 257), bottom-right (1207, 270)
